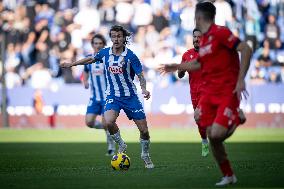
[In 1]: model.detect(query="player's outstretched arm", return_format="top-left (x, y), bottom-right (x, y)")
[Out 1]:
top-left (233, 41), bottom-right (253, 99)
top-left (60, 57), bottom-right (94, 68)
top-left (137, 72), bottom-right (151, 100)
top-left (158, 60), bottom-right (201, 74)
top-left (179, 59), bottom-right (201, 71)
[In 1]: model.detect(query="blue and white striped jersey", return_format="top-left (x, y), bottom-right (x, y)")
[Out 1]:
top-left (84, 54), bottom-right (106, 101)
top-left (94, 47), bottom-right (143, 97)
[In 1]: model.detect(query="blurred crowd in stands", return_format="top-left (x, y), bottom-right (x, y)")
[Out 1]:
top-left (0, 0), bottom-right (284, 90)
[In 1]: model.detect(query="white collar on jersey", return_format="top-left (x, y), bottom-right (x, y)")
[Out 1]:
top-left (109, 47), bottom-right (128, 57)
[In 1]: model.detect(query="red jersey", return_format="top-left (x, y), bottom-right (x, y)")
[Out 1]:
top-left (198, 24), bottom-right (240, 95)
top-left (181, 48), bottom-right (202, 100)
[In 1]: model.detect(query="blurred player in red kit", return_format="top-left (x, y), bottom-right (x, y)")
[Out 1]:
top-left (159, 2), bottom-right (252, 186)
top-left (177, 28), bottom-right (209, 157)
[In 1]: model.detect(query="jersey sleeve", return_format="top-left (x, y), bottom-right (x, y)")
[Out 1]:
top-left (130, 53), bottom-right (143, 75)
top-left (181, 53), bottom-right (187, 64)
top-left (93, 49), bottom-right (104, 62)
top-left (83, 54), bottom-right (93, 72)
top-left (216, 26), bottom-right (240, 50)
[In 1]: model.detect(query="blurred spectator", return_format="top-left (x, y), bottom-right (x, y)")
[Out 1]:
top-left (227, 14), bottom-right (243, 39)
top-left (244, 13), bottom-right (260, 52)
top-left (1, 0), bottom-right (284, 89)
top-left (145, 25), bottom-right (160, 53)
top-left (98, 0), bottom-right (116, 26)
top-left (214, 0), bottom-right (232, 26)
top-left (264, 14), bottom-right (281, 49)
top-left (132, 0), bottom-right (153, 30)
top-left (73, 5), bottom-right (100, 47)
top-left (152, 8), bottom-right (169, 33)
top-left (115, 0), bottom-right (134, 31)
top-left (268, 69), bottom-right (282, 83)
top-left (250, 39), bottom-right (283, 83)
top-left (178, 0), bottom-right (195, 44)
top-left (32, 89), bottom-right (44, 114)
top-left (5, 43), bottom-right (22, 89)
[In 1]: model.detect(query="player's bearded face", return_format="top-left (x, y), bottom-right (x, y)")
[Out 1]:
top-left (193, 31), bottom-right (202, 50)
top-left (110, 31), bottom-right (124, 49)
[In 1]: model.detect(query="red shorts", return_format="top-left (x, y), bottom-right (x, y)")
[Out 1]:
top-left (198, 93), bottom-right (240, 129)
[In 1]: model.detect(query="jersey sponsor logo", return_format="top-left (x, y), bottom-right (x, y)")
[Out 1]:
top-left (199, 44), bottom-right (212, 57)
top-left (108, 66), bottom-right (123, 74)
top-left (132, 108), bottom-right (144, 113)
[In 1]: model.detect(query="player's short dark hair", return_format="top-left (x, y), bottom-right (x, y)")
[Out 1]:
top-left (193, 28), bottom-right (201, 35)
top-left (109, 25), bottom-right (132, 45)
top-left (91, 33), bottom-right (107, 46)
top-left (195, 2), bottom-right (216, 21)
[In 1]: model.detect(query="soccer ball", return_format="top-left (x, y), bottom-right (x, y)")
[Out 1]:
top-left (111, 153), bottom-right (131, 171)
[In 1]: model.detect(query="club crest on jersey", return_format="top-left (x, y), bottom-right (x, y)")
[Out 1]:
top-left (228, 34), bottom-right (235, 42)
top-left (208, 36), bottom-right (213, 42)
top-left (120, 58), bottom-right (126, 66)
top-left (108, 65), bottom-right (123, 74)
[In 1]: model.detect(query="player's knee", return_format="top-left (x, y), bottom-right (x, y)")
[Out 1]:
top-left (208, 131), bottom-right (224, 142)
top-left (85, 120), bottom-right (94, 128)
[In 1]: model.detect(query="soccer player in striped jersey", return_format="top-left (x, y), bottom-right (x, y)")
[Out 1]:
top-left (61, 25), bottom-right (154, 169)
top-left (61, 34), bottom-right (115, 156)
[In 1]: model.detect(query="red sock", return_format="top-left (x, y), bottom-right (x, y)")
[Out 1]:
top-left (219, 159), bottom-right (233, 176)
top-left (198, 125), bottom-right (207, 140)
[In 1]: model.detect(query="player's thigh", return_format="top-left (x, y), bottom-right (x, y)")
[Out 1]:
top-left (85, 114), bottom-right (97, 124)
top-left (198, 95), bottom-right (216, 128)
top-left (214, 94), bottom-right (240, 129)
top-left (104, 109), bottom-right (119, 124)
top-left (104, 96), bottom-right (121, 116)
top-left (122, 96), bottom-right (146, 121)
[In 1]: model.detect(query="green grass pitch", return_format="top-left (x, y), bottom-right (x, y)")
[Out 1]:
top-left (0, 128), bottom-right (284, 189)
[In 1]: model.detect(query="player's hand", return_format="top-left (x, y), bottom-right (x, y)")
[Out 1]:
top-left (233, 79), bottom-right (248, 100)
top-left (83, 82), bottom-right (89, 89)
top-left (60, 61), bottom-right (72, 68)
top-left (177, 70), bottom-right (186, 79)
top-left (158, 64), bottom-right (179, 75)
top-left (142, 90), bottom-right (151, 100)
